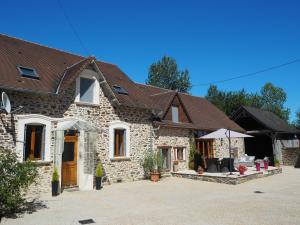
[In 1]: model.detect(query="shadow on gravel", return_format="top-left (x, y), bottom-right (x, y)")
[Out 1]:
top-left (2, 198), bottom-right (48, 221)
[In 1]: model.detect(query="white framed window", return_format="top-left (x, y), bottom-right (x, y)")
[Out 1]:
top-left (75, 69), bottom-right (100, 105)
top-left (175, 147), bottom-right (186, 161)
top-left (172, 106), bottom-right (179, 123)
top-left (16, 115), bottom-right (52, 162)
top-left (109, 121), bottom-right (130, 159)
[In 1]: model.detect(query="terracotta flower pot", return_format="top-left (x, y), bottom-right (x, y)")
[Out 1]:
top-left (239, 170), bottom-right (245, 175)
top-left (150, 172), bottom-right (160, 182)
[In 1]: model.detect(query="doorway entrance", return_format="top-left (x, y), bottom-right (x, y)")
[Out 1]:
top-left (62, 130), bottom-right (78, 187)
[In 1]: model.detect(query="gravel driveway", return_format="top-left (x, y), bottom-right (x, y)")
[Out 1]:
top-left (3, 166), bottom-right (300, 225)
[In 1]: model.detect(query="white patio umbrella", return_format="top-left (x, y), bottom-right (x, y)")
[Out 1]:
top-left (199, 128), bottom-right (252, 174)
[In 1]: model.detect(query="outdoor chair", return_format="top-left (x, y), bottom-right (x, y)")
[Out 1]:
top-left (206, 158), bottom-right (219, 173)
top-left (221, 158), bottom-right (237, 172)
top-left (238, 154), bottom-right (255, 167)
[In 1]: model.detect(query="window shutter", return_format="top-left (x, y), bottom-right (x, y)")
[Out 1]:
top-left (23, 124), bottom-right (27, 161)
top-left (183, 148), bottom-right (186, 160)
top-left (123, 130), bottom-right (127, 156)
top-left (41, 125), bottom-right (46, 160)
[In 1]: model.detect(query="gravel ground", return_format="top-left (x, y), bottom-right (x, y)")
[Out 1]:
top-left (2, 166), bottom-right (300, 225)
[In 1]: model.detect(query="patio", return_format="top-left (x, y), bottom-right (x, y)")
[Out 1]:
top-left (2, 166), bottom-right (299, 225)
top-left (172, 166), bottom-right (282, 185)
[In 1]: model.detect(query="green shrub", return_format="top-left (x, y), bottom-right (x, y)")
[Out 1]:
top-left (0, 149), bottom-right (38, 219)
top-left (189, 140), bottom-right (196, 169)
top-left (95, 162), bottom-right (103, 177)
top-left (143, 151), bottom-right (162, 174)
top-left (274, 159), bottom-right (280, 165)
top-left (52, 167), bottom-right (59, 182)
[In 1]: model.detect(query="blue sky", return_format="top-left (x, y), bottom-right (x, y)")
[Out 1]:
top-left (1, 0), bottom-right (299, 121)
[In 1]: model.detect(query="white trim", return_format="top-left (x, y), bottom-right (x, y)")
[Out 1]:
top-left (16, 114), bottom-right (52, 162)
top-left (109, 121), bottom-right (130, 159)
top-left (75, 69), bottom-right (100, 105)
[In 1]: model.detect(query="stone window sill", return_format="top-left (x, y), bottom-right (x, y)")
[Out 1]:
top-left (26, 160), bottom-right (52, 166)
top-left (75, 101), bottom-right (100, 107)
top-left (110, 157), bottom-right (131, 162)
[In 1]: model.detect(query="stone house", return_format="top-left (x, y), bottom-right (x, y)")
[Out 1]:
top-left (0, 34), bottom-right (245, 193)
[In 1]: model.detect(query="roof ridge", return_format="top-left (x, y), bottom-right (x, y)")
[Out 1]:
top-left (135, 82), bottom-right (175, 92)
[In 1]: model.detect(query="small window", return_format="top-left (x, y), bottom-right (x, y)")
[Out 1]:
top-left (114, 129), bottom-right (126, 157)
top-left (80, 77), bottom-right (95, 103)
top-left (113, 85), bottom-right (128, 95)
top-left (175, 147), bottom-right (185, 161)
top-left (172, 106), bottom-right (179, 123)
top-left (24, 125), bottom-right (45, 160)
top-left (17, 66), bottom-right (39, 79)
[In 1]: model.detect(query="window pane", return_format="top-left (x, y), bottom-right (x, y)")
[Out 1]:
top-left (24, 125), bottom-right (44, 160)
top-left (114, 129), bottom-right (125, 157)
top-left (172, 106), bottom-right (179, 123)
top-left (80, 77), bottom-right (95, 103)
top-left (160, 148), bottom-right (170, 170)
top-left (177, 148), bottom-right (183, 160)
top-left (62, 142), bottom-right (75, 161)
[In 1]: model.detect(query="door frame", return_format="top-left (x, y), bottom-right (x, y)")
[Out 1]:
top-left (61, 133), bottom-right (79, 188)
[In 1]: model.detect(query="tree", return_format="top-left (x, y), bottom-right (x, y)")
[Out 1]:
top-left (205, 82), bottom-right (290, 121)
top-left (294, 109), bottom-right (300, 129)
top-left (0, 149), bottom-right (38, 220)
top-left (260, 82), bottom-right (290, 121)
top-left (146, 56), bottom-right (191, 93)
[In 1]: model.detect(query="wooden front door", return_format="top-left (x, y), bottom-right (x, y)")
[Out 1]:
top-left (62, 133), bottom-right (78, 187)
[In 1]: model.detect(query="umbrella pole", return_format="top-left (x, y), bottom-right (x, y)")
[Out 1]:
top-left (228, 129), bottom-right (233, 175)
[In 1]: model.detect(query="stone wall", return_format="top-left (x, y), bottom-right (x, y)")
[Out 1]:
top-left (154, 127), bottom-right (193, 171)
top-left (282, 148), bottom-right (300, 166)
top-left (213, 138), bottom-right (245, 159)
top-left (0, 68), bottom-right (154, 189)
top-left (27, 162), bottom-right (53, 198)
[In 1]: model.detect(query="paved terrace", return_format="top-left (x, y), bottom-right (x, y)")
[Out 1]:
top-left (2, 166), bottom-right (300, 225)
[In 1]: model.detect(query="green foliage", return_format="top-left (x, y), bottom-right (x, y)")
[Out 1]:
top-left (0, 149), bottom-right (38, 218)
top-left (143, 151), bottom-right (162, 174)
top-left (95, 162), bottom-right (103, 177)
top-left (205, 82), bottom-right (290, 121)
top-left (146, 55), bottom-right (191, 93)
top-left (274, 159), bottom-right (280, 165)
top-left (293, 109), bottom-right (300, 129)
top-left (52, 167), bottom-right (59, 182)
top-left (189, 140), bottom-right (196, 170)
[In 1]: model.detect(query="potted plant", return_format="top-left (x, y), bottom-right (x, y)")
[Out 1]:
top-left (143, 151), bottom-right (161, 182)
top-left (274, 159), bottom-right (280, 168)
top-left (52, 167), bottom-right (59, 196)
top-left (173, 160), bottom-right (179, 172)
top-left (263, 157), bottom-right (269, 171)
top-left (95, 162), bottom-right (103, 190)
top-left (254, 159), bottom-right (261, 171)
top-left (238, 164), bottom-right (247, 175)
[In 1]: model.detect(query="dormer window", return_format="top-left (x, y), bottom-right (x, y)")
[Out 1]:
top-left (17, 66), bottom-right (39, 79)
top-left (113, 85), bottom-right (128, 95)
top-left (172, 106), bottom-right (179, 123)
top-left (75, 69), bottom-right (100, 105)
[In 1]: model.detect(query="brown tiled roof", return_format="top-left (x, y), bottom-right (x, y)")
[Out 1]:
top-left (0, 34), bottom-right (243, 131)
top-left (0, 34), bottom-right (150, 109)
top-left (136, 83), bottom-right (244, 131)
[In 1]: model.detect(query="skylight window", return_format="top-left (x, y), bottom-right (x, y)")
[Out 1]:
top-left (17, 66), bottom-right (39, 79)
top-left (113, 85), bottom-right (128, 95)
